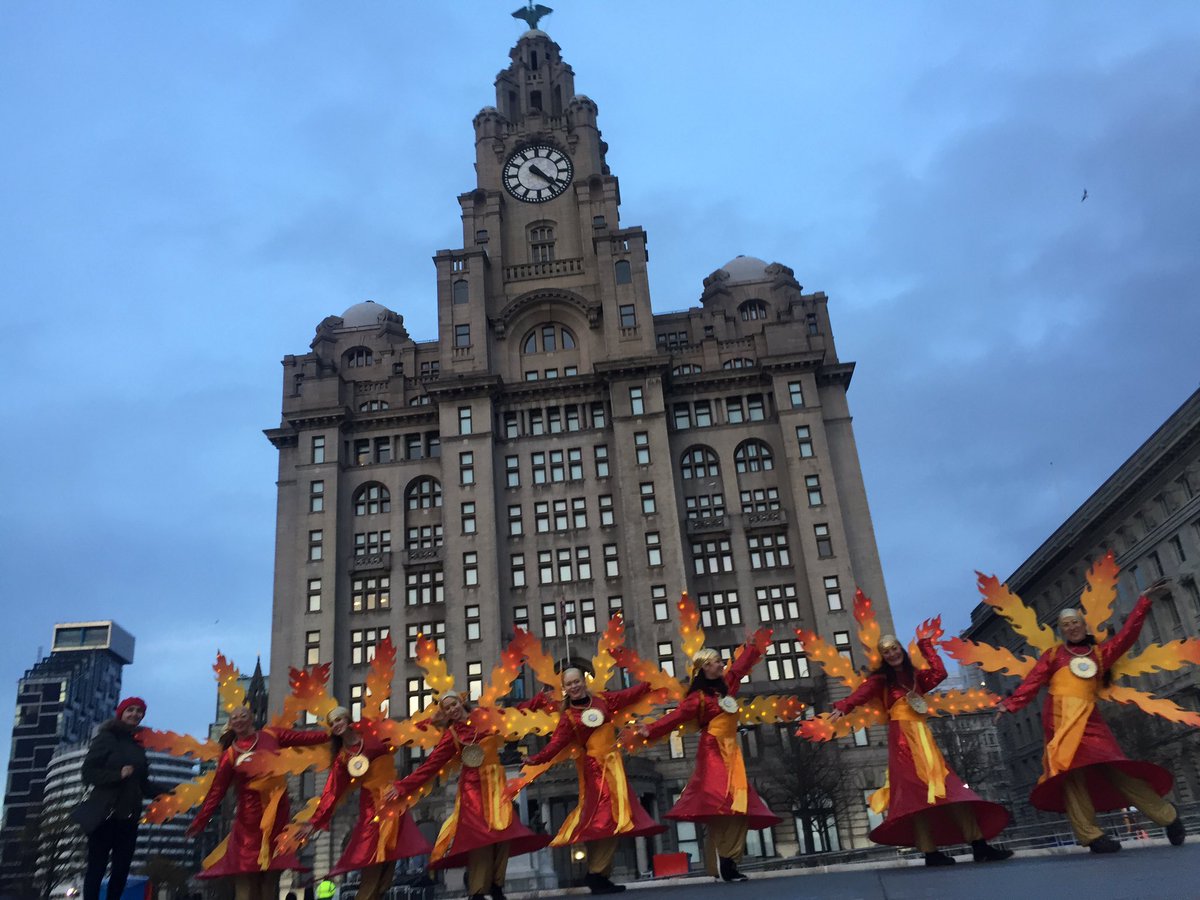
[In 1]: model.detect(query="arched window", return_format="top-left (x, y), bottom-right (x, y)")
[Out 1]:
top-left (358, 400), bottom-right (390, 412)
top-left (406, 477), bottom-right (443, 510)
top-left (734, 440), bottom-right (774, 474)
top-left (529, 223), bottom-right (555, 262)
top-left (521, 323), bottom-right (577, 354)
top-left (722, 357), bottom-right (755, 369)
top-left (345, 347), bottom-right (374, 368)
top-left (354, 483), bottom-right (391, 516)
top-left (739, 300), bottom-right (768, 322)
top-left (452, 279), bottom-right (469, 305)
top-left (680, 446), bottom-right (721, 481)
top-left (615, 260), bottom-right (632, 284)
top-left (672, 364), bottom-right (702, 376)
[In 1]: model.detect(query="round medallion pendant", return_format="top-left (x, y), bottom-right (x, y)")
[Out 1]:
top-left (234, 751), bottom-right (255, 767)
top-left (580, 708), bottom-right (605, 728)
top-left (1069, 657), bottom-right (1098, 679)
top-left (347, 753), bottom-right (371, 778)
top-left (460, 744), bottom-right (485, 768)
top-left (718, 696), bottom-right (739, 714)
top-left (906, 693), bottom-right (929, 715)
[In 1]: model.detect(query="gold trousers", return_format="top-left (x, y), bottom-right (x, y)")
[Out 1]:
top-left (466, 842), bottom-right (511, 894)
top-left (586, 836), bottom-right (618, 876)
top-left (232, 874), bottom-right (280, 900)
top-left (703, 816), bottom-right (749, 876)
top-left (353, 861), bottom-right (397, 900)
top-left (1063, 767), bottom-right (1175, 846)
top-left (911, 805), bottom-right (982, 853)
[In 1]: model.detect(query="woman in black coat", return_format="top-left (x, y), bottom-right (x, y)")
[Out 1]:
top-left (78, 696), bottom-right (168, 900)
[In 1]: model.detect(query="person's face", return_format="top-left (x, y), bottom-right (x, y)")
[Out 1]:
top-left (563, 670), bottom-right (587, 701)
top-left (329, 713), bottom-right (352, 736)
top-left (881, 644), bottom-right (905, 668)
top-left (441, 696), bottom-right (467, 722)
top-left (1060, 617), bottom-right (1089, 644)
top-left (701, 657), bottom-right (725, 680)
top-left (228, 707), bottom-right (254, 736)
top-left (120, 705), bottom-right (145, 727)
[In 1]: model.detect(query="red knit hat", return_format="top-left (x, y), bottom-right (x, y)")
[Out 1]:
top-left (115, 697), bottom-right (147, 718)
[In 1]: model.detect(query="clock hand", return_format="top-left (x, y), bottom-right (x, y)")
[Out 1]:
top-left (529, 164), bottom-right (558, 184)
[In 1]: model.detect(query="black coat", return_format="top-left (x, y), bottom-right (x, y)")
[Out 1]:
top-left (76, 720), bottom-right (164, 828)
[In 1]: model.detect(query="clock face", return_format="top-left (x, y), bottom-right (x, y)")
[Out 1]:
top-left (503, 145), bottom-right (573, 203)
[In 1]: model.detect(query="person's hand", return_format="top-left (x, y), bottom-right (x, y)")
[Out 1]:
top-left (828, 709), bottom-right (845, 722)
top-left (382, 784), bottom-right (399, 805)
top-left (915, 616), bottom-right (943, 643)
top-left (637, 725), bottom-right (650, 738)
top-left (120, 765), bottom-right (134, 780)
top-left (992, 698), bottom-right (1007, 723)
top-left (296, 823), bottom-right (315, 843)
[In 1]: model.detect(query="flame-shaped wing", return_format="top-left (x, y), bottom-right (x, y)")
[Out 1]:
top-left (240, 744), bottom-right (331, 780)
top-left (608, 645), bottom-right (685, 703)
top-left (795, 629), bottom-right (864, 690)
top-left (377, 713), bottom-right (443, 752)
top-left (1100, 684), bottom-right (1200, 727)
top-left (214, 653), bottom-right (246, 714)
top-left (415, 634), bottom-right (455, 695)
top-left (738, 695), bottom-right (805, 725)
top-left (924, 689), bottom-right (998, 717)
top-left (143, 770), bottom-right (216, 824)
top-left (137, 728), bottom-right (221, 763)
top-left (510, 744), bottom-right (581, 795)
top-left (362, 637), bottom-right (396, 720)
top-left (942, 637), bottom-right (1038, 678)
top-left (514, 626), bottom-right (561, 692)
top-left (909, 616), bottom-right (945, 670)
top-left (282, 663), bottom-right (337, 724)
top-left (611, 688), bottom-right (671, 729)
top-left (795, 701), bottom-right (886, 742)
top-left (1109, 639), bottom-right (1200, 680)
top-left (591, 613), bottom-right (625, 690)
top-left (677, 591), bottom-right (705, 659)
top-left (853, 590), bottom-right (882, 670)
top-left (275, 795), bottom-right (323, 857)
top-left (477, 638), bottom-right (526, 708)
top-left (1079, 551), bottom-right (1120, 641)
top-left (468, 706), bottom-right (559, 742)
top-left (976, 572), bottom-right (1056, 653)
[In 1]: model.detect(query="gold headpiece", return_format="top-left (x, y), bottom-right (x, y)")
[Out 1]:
top-left (691, 648), bottom-right (720, 674)
top-left (1057, 608), bottom-right (1085, 625)
top-left (877, 634), bottom-right (901, 652)
top-left (438, 690), bottom-right (462, 706)
top-left (326, 706), bottom-right (350, 724)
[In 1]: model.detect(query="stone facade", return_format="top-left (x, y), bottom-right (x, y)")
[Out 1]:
top-left (265, 29), bottom-right (896, 876)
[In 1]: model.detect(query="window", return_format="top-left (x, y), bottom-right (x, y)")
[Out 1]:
top-left (465, 661), bottom-right (484, 700)
top-left (358, 399), bottom-right (389, 412)
top-left (351, 627), bottom-right (391, 665)
top-left (748, 394), bottom-right (766, 420)
top-left (766, 639), bottom-right (808, 680)
top-left (734, 440), bottom-right (774, 473)
top-left (454, 323), bottom-right (471, 347)
top-left (806, 313), bottom-right (819, 335)
top-left (608, 595), bottom-right (624, 617)
top-left (796, 426), bottom-right (815, 458)
top-left (727, 397), bottom-right (745, 424)
top-left (354, 530), bottom-right (391, 557)
top-left (1170, 535), bottom-right (1187, 563)
top-left (824, 576), bottom-right (843, 611)
top-left (406, 524), bottom-right (442, 549)
top-left (577, 547), bottom-right (592, 580)
top-left (590, 402), bottom-right (607, 428)
top-left (553, 500), bottom-right (568, 531)
top-left (739, 299), bottom-right (768, 321)
top-left (461, 502), bottom-right (476, 535)
top-left (502, 411), bottom-right (519, 439)
top-left (549, 449), bottom-right (566, 482)
top-left (305, 631), bottom-right (320, 666)
top-left (756, 584), bottom-right (799, 623)
top-left (458, 406), bottom-right (473, 435)
top-left (547, 408), bottom-right (562, 433)
top-left (672, 363), bottom-right (702, 375)
top-left (640, 482), bottom-right (656, 514)
top-left (673, 403), bottom-right (691, 430)
top-left (722, 357), bottom-right (755, 369)
top-left (685, 492), bottom-right (725, 519)
top-left (694, 400), bottom-right (713, 427)
top-left (646, 532), bottom-right (663, 567)
top-left (634, 432), bottom-right (651, 465)
top-left (658, 642), bottom-right (676, 678)
top-left (463, 552), bottom-right (479, 586)
top-left (529, 224), bottom-right (555, 262)
top-left (580, 599), bottom-right (598, 634)
top-left (309, 480), bottom-right (325, 513)
top-left (594, 445), bottom-right (610, 477)
top-left (652, 585), bottom-right (670, 621)
top-left (452, 278), bottom-right (469, 304)
top-left (615, 260), bottom-right (632, 284)
top-left (599, 494), bottom-right (615, 526)
top-left (306, 578), bottom-right (322, 613)
top-left (629, 386), bottom-right (645, 415)
top-left (534, 501), bottom-right (550, 533)
top-left (699, 591), bottom-right (741, 627)
top-left (459, 451), bottom-right (475, 485)
top-left (354, 483), bottom-right (390, 516)
top-left (352, 576), bottom-right (390, 612)
top-left (531, 452), bottom-right (547, 484)
top-left (406, 477), bottom-right (442, 509)
top-left (681, 446), bottom-right (720, 480)
top-left (565, 405), bottom-right (581, 431)
top-left (311, 435), bottom-right (326, 464)
top-left (508, 504), bottom-right (523, 536)
top-left (815, 524), bottom-right (834, 558)
top-left (692, 538), bottom-right (734, 575)
top-left (748, 533), bottom-right (790, 569)
top-left (346, 347), bottom-right (374, 367)
top-left (604, 544), bottom-right (619, 578)
top-left (541, 602), bottom-right (559, 638)
top-left (833, 631), bottom-right (852, 662)
top-left (530, 409), bottom-right (544, 435)
top-left (419, 359), bottom-right (440, 377)
top-left (308, 530), bottom-right (323, 561)
top-left (406, 569), bottom-right (444, 605)
top-left (511, 553), bottom-right (527, 588)
top-left (405, 676), bottom-right (435, 717)
top-left (788, 381), bottom-right (805, 408)
top-left (619, 304), bottom-right (637, 328)
top-left (805, 475), bottom-right (823, 506)
top-left (572, 497), bottom-right (588, 529)
top-left (740, 487), bottom-right (780, 512)
top-left (506, 455), bottom-right (520, 488)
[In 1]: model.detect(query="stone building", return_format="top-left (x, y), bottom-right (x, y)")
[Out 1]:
top-left (962, 387), bottom-right (1200, 826)
top-left (264, 26), bottom-right (896, 877)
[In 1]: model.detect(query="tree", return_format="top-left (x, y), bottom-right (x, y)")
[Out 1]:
top-left (756, 733), bottom-right (856, 855)
top-left (14, 801), bottom-right (84, 900)
top-left (139, 855), bottom-right (189, 898)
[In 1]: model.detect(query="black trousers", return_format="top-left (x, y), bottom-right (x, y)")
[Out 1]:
top-left (84, 816), bottom-right (139, 900)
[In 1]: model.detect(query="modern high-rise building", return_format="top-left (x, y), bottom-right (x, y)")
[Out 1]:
top-left (265, 24), bottom-right (895, 877)
top-left (0, 621), bottom-right (134, 888)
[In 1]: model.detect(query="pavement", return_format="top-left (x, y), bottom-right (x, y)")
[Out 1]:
top-left (507, 839), bottom-right (1200, 900)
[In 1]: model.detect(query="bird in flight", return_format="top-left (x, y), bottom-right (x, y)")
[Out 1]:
top-left (1081, 189), bottom-right (1088, 202)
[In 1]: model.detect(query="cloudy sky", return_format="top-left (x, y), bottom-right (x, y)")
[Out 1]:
top-left (2, 2), bottom-right (1198, 768)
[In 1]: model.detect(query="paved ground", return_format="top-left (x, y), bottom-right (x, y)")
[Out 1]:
top-left (517, 840), bottom-right (1200, 900)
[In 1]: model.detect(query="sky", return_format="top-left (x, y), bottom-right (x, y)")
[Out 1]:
top-left (2, 2), bottom-right (1198, 777)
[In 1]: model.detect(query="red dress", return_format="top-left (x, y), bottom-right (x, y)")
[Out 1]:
top-left (1001, 595), bottom-right (1171, 812)
top-left (524, 684), bottom-right (666, 845)
top-left (640, 646), bottom-right (780, 829)
top-left (192, 728), bottom-right (329, 877)
top-left (834, 639), bottom-right (1009, 848)
top-left (393, 717), bottom-right (550, 869)
top-left (310, 728), bottom-right (432, 876)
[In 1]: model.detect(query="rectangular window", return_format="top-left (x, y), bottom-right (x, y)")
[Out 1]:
top-left (567, 447), bottom-right (583, 480)
top-left (599, 494), bottom-right (615, 526)
top-left (351, 575), bottom-right (390, 612)
top-left (460, 451), bottom-right (475, 485)
top-left (815, 524), bottom-right (834, 558)
top-left (534, 501), bottom-right (550, 533)
top-left (405, 676), bottom-right (434, 717)
top-left (694, 399), bottom-right (713, 427)
top-left (726, 397), bottom-right (744, 424)
top-left (805, 474), bottom-right (823, 507)
top-left (748, 533), bottom-right (790, 569)
top-left (311, 435), bottom-right (326, 464)
top-left (698, 591), bottom-right (742, 627)
top-left (685, 493), bottom-right (725, 520)
top-left (306, 578), bottom-right (322, 613)
top-left (454, 323), bottom-right (471, 347)
top-left (405, 433), bottom-right (422, 460)
top-left (405, 524), bottom-right (442, 550)
top-left (508, 504), bottom-right (523, 536)
top-left (577, 546), bottom-right (592, 580)
top-left (833, 631), bottom-right (852, 662)
top-left (405, 569), bottom-right (444, 606)
top-left (691, 538), bottom-right (734, 575)
top-left (505, 455), bottom-right (520, 488)
top-left (541, 602), bottom-right (559, 638)
top-left (765, 638), bottom-right (808, 680)
top-left (565, 405), bottom-right (581, 431)
top-left (673, 403), bottom-right (691, 430)
top-left (580, 598), bottom-right (597, 634)
top-left (503, 411), bottom-right (519, 439)
top-left (531, 451), bottom-right (547, 484)
top-left (740, 487), bottom-right (781, 512)
top-left (350, 626), bottom-right (391, 666)
top-left (788, 381), bottom-right (805, 408)
top-left (619, 304), bottom-right (637, 327)
top-left (305, 631), bottom-right (320, 666)
top-left (308, 530), bottom-right (323, 561)
top-left (529, 409), bottom-right (545, 435)
top-left (539, 550), bottom-right (555, 585)
top-left (604, 544), bottom-right (620, 578)
top-left (824, 576), bottom-right (843, 611)
top-left (465, 605), bottom-right (481, 642)
top-left (657, 642), bottom-right (676, 678)
top-left (461, 501), bottom-right (476, 535)
top-left (511, 553), bottom-right (526, 588)
top-left (591, 402), bottom-right (607, 429)
top-left (646, 532), bottom-right (663, 567)
top-left (354, 529), bottom-right (392, 557)
top-left (467, 662), bottom-right (483, 700)
top-left (651, 584), bottom-right (670, 621)
top-left (458, 406), bottom-right (472, 435)
top-left (572, 497), bottom-right (588, 529)
top-left (595, 445), bottom-right (610, 477)
top-left (548, 407), bottom-right (563, 433)
top-left (640, 482), bottom-right (656, 514)
top-left (755, 584), bottom-right (799, 623)
top-left (747, 394), bottom-right (766, 421)
top-left (463, 551), bottom-right (478, 586)
top-left (309, 480), bottom-right (324, 513)
top-left (353, 438), bottom-right (370, 466)
top-left (553, 499), bottom-right (569, 531)
top-left (1170, 535), bottom-right (1186, 563)
top-left (629, 386), bottom-right (645, 416)
top-left (557, 548), bottom-right (573, 583)
top-left (634, 432), bottom-right (650, 465)
top-left (796, 425), bottom-right (814, 458)
top-left (549, 449), bottom-right (565, 482)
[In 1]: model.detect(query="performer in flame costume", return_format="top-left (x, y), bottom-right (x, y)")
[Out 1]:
top-left (952, 558), bottom-right (1190, 854)
top-left (505, 613), bottom-right (666, 896)
top-left (620, 593), bottom-right (801, 881)
top-left (796, 593), bottom-right (1011, 866)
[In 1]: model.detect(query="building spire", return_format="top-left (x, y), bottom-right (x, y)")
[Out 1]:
top-left (512, 2), bottom-right (552, 31)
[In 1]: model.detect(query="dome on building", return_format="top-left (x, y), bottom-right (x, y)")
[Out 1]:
top-left (720, 255), bottom-right (771, 284)
top-left (340, 300), bottom-right (393, 328)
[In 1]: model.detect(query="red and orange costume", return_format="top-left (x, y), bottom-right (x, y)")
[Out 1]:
top-left (834, 638), bottom-right (1009, 850)
top-left (191, 727), bottom-right (330, 877)
top-left (309, 727), bottom-right (432, 876)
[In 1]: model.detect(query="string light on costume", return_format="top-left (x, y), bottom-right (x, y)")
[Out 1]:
top-left (677, 592), bottom-right (705, 659)
top-left (853, 591), bottom-right (882, 671)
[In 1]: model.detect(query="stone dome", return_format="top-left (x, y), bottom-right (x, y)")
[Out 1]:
top-left (720, 255), bottom-right (771, 284)
top-left (340, 300), bottom-right (393, 328)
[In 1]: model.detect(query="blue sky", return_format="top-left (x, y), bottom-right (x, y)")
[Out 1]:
top-left (2, 2), bottom-right (1198, 774)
